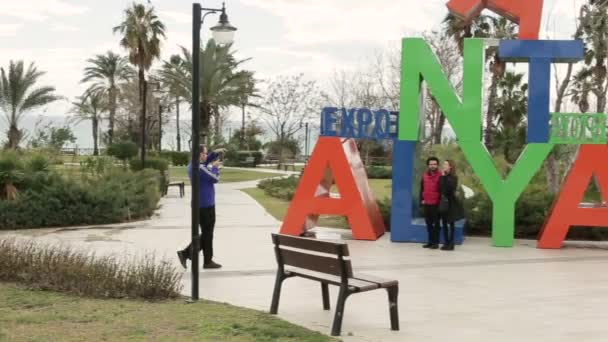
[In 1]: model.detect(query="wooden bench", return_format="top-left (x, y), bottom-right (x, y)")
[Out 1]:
top-left (237, 156), bottom-right (256, 167)
top-left (270, 234), bottom-right (399, 336)
top-left (162, 170), bottom-right (185, 198)
top-left (282, 159), bottom-right (296, 171)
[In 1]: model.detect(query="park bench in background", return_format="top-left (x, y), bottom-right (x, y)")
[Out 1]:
top-left (238, 156), bottom-right (256, 167)
top-left (162, 170), bottom-right (185, 198)
top-left (282, 159), bottom-right (296, 171)
top-left (269, 233), bottom-right (399, 336)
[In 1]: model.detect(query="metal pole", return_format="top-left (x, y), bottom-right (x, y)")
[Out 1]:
top-left (191, 2), bottom-right (202, 301)
top-left (141, 80), bottom-right (147, 166)
top-left (159, 104), bottom-right (163, 151)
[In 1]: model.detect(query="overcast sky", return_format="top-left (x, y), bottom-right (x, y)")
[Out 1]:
top-left (0, 0), bottom-right (586, 147)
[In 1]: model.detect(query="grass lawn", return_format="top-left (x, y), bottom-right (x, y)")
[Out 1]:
top-left (0, 283), bottom-right (334, 342)
top-left (242, 179), bottom-right (391, 228)
top-left (169, 167), bottom-right (279, 184)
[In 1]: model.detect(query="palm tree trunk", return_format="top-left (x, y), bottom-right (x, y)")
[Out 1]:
top-left (241, 103), bottom-right (246, 149)
top-left (109, 85), bottom-right (117, 145)
top-left (176, 96), bottom-right (181, 152)
top-left (214, 106), bottom-right (221, 145)
top-left (7, 124), bottom-right (21, 150)
top-left (93, 117), bottom-right (99, 156)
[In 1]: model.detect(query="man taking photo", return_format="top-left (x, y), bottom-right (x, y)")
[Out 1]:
top-left (177, 145), bottom-right (222, 269)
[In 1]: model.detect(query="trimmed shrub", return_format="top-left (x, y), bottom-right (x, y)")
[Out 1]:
top-left (366, 166), bottom-right (392, 179)
top-left (107, 141), bottom-right (138, 165)
top-left (258, 176), bottom-right (299, 201)
top-left (225, 150), bottom-right (263, 167)
top-left (129, 157), bottom-right (169, 172)
top-left (170, 151), bottom-right (190, 166)
top-left (0, 169), bottom-right (161, 230)
top-left (0, 238), bottom-right (181, 300)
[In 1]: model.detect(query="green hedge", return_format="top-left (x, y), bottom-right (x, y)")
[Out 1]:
top-left (0, 169), bottom-right (161, 230)
top-left (366, 166), bottom-right (392, 179)
top-left (225, 150), bottom-right (263, 167)
top-left (169, 151), bottom-right (190, 166)
top-left (257, 176), bottom-right (299, 201)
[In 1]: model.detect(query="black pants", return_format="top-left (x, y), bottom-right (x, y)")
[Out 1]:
top-left (423, 204), bottom-right (440, 245)
top-left (441, 217), bottom-right (455, 245)
top-left (183, 206), bottom-right (216, 264)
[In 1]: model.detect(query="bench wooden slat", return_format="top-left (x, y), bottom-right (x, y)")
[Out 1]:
top-left (285, 270), bottom-right (379, 292)
top-left (280, 249), bottom-right (352, 277)
top-left (273, 234), bottom-right (349, 256)
top-left (354, 273), bottom-right (398, 288)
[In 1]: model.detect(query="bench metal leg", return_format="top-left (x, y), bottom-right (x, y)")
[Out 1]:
top-left (321, 283), bottom-right (330, 310)
top-left (387, 285), bottom-right (399, 331)
top-left (331, 286), bottom-right (349, 336)
top-left (270, 272), bottom-right (285, 315)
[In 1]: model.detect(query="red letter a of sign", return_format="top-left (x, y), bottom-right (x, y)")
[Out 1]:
top-left (279, 137), bottom-right (385, 240)
top-left (446, 0), bottom-right (543, 39)
top-left (538, 145), bottom-right (608, 249)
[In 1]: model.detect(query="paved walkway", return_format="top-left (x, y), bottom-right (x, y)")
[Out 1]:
top-left (3, 180), bottom-right (608, 341)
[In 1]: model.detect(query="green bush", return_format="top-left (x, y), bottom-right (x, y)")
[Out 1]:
top-left (80, 156), bottom-right (116, 175)
top-left (366, 166), bottom-right (392, 179)
top-left (258, 176), bottom-right (299, 201)
top-left (129, 157), bottom-right (169, 172)
top-left (225, 150), bottom-right (263, 167)
top-left (170, 151), bottom-right (190, 166)
top-left (0, 238), bottom-right (181, 299)
top-left (0, 169), bottom-right (161, 230)
top-left (107, 141), bottom-right (138, 165)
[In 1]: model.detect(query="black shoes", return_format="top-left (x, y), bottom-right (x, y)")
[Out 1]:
top-left (177, 251), bottom-right (223, 269)
top-left (203, 261), bottom-right (222, 269)
top-left (441, 244), bottom-right (455, 251)
top-left (177, 250), bottom-right (188, 269)
top-left (422, 243), bottom-right (433, 248)
top-left (429, 244), bottom-right (439, 250)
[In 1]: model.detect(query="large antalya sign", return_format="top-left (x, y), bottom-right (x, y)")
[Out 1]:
top-left (280, 0), bottom-right (608, 249)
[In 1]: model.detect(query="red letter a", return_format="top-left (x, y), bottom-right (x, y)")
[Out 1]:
top-left (538, 145), bottom-right (608, 249)
top-left (280, 137), bottom-right (385, 240)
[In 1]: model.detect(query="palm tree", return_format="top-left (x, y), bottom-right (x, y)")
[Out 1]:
top-left (81, 51), bottom-right (133, 145)
top-left (235, 71), bottom-right (260, 148)
top-left (71, 89), bottom-right (105, 156)
top-left (113, 2), bottom-right (166, 153)
top-left (165, 42), bottom-right (255, 145)
top-left (159, 54), bottom-right (187, 151)
top-left (0, 60), bottom-right (61, 149)
top-left (494, 72), bottom-right (528, 163)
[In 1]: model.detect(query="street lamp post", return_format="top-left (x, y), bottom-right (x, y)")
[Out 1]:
top-left (191, 1), bottom-right (237, 301)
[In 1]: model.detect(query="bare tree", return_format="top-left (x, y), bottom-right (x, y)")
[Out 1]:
top-left (421, 31), bottom-right (463, 145)
top-left (260, 74), bottom-right (323, 168)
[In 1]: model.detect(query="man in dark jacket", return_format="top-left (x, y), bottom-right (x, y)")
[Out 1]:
top-left (420, 157), bottom-right (441, 249)
top-left (177, 145), bottom-right (222, 269)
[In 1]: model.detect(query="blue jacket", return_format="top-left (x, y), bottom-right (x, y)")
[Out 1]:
top-left (188, 153), bottom-right (220, 208)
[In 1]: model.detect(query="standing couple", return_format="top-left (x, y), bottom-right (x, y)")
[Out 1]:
top-left (420, 157), bottom-right (465, 251)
